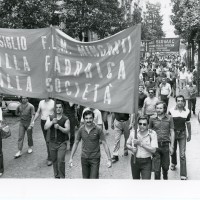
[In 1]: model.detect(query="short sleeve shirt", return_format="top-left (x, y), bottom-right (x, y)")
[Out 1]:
top-left (127, 129), bottom-right (158, 158)
top-left (17, 103), bottom-right (35, 125)
top-left (169, 107), bottom-right (190, 138)
top-left (160, 83), bottom-right (171, 95)
top-left (149, 114), bottom-right (174, 142)
top-left (38, 99), bottom-right (54, 120)
top-left (76, 125), bottom-right (105, 158)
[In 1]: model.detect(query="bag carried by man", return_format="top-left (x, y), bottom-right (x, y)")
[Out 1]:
top-left (0, 121), bottom-right (11, 139)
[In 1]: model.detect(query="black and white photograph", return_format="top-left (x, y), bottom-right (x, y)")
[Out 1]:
top-left (0, 0), bottom-right (200, 199)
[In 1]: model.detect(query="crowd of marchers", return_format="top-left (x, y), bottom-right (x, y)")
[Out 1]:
top-left (0, 53), bottom-right (197, 180)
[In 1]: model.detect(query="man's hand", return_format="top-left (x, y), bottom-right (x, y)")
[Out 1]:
top-left (111, 123), bottom-right (114, 130)
top-left (187, 135), bottom-right (191, 142)
top-left (107, 159), bottom-right (112, 168)
top-left (52, 118), bottom-right (58, 124)
top-left (54, 124), bottom-right (59, 129)
top-left (169, 145), bottom-right (174, 155)
top-left (30, 122), bottom-right (34, 127)
top-left (130, 147), bottom-right (137, 154)
top-left (69, 159), bottom-right (73, 167)
top-left (129, 124), bottom-right (133, 130)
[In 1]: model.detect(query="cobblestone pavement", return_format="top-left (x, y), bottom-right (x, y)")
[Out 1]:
top-left (1, 96), bottom-right (200, 179)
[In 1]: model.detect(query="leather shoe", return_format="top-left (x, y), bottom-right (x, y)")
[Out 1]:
top-left (14, 151), bottom-right (22, 159)
top-left (47, 160), bottom-right (52, 166)
top-left (112, 156), bottom-right (119, 163)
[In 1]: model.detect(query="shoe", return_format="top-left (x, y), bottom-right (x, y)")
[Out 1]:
top-left (47, 160), bottom-right (52, 166)
top-left (0, 173), bottom-right (3, 177)
top-left (14, 151), bottom-right (22, 159)
top-left (28, 148), bottom-right (33, 154)
top-left (124, 151), bottom-right (128, 156)
top-left (170, 164), bottom-right (176, 171)
top-left (112, 156), bottom-right (119, 163)
top-left (181, 176), bottom-right (187, 180)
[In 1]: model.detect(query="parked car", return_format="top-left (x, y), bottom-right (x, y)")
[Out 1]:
top-left (1, 94), bottom-right (20, 116)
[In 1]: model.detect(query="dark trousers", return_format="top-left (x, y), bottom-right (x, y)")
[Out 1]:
top-left (0, 134), bottom-right (4, 173)
top-left (171, 136), bottom-right (187, 177)
top-left (188, 98), bottom-right (196, 113)
top-left (154, 143), bottom-right (170, 180)
top-left (161, 95), bottom-right (169, 107)
top-left (41, 120), bottom-right (51, 161)
top-left (49, 141), bottom-right (67, 178)
top-left (81, 157), bottom-right (100, 179)
top-left (68, 117), bottom-right (75, 148)
top-left (131, 156), bottom-right (152, 179)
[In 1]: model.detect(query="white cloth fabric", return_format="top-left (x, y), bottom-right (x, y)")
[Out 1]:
top-left (38, 99), bottom-right (55, 120)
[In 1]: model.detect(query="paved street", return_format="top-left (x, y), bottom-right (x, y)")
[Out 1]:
top-left (1, 96), bottom-right (200, 179)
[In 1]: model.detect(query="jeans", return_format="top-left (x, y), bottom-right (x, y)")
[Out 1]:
top-left (188, 98), bottom-right (196, 113)
top-left (68, 116), bottom-right (75, 148)
top-left (49, 141), bottom-right (67, 178)
top-left (41, 120), bottom-right (51, 161)
top-left (171, 136), bottom-right (187, 177)
top-left (81, 157), bottom-right (100, 179)
top-left (161, 95), bottom-right (169, 107)
top-left (179, 79), bottom-right (186, 89)
top-left (0, 132), bottom-right (4, 173)
top-left (154, 144), bottom-right (170, 180)
top-left (18, 122), bottom-right (33, 151)
top-left (113, 119), bottom-right (130, 156)
top-left (131, 156), bottom-right (152, 179)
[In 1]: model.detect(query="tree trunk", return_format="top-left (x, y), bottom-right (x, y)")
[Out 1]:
top-left (198, 41), bottom-right (200, 95)
top-left (191, 40), bottom-right (195, 67)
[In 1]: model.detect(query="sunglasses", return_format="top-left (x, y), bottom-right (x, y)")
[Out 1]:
top-left (139, 123), bottom-right (147, 126)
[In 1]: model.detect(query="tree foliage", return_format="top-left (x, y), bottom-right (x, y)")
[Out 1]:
top-left (0, 0), bottom-right (58, 29)
top-left (141, 2), bottom-right (165, 40)
top-left (171, 0), bottom-right (200, 43)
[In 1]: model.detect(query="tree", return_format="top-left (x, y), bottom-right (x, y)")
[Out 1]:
top-left (171, 0), bottom-right (200, 67)
top-left (142, 2), bottom-right (165, 40)
top-left (0, 0), bottom-right (59, 29)
top-left (57, 0), bottom-right (129, 40)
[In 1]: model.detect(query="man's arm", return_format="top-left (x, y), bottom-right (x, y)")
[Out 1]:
top-left (167, 84), bottom-right (172, 98)
top-left (186, 121), bottom-right (191, 142)
top-left (44, 116), bottom-right (57, 130)
top-left (31, 103), bottom-right (41, 126)
top-left (169, 128), bottom-right (175, 155)
top-left (102, 139), bottom-right (112, 168)
top-left (69, 139), bottom-right (80, 166)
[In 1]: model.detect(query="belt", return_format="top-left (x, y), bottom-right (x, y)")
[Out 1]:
top-left (158, 141), bottom-right (170, 146)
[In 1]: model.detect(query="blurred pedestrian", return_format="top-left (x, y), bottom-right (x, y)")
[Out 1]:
top-left (14, 97), bottom-right (35, 158)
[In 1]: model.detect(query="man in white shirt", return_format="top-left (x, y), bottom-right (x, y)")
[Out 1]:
top-left (159, 77), bottom-right (172, 107)
top-left (31, 98), bottom-right (55, 166)
top-left (178, 68), bottom-right (188, 89)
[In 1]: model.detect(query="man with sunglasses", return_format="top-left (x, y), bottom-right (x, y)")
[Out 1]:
top-left (142, 88), bottom-right (158, 119)
top-left (149, 101), bottom-right (175, 180)
top-left (127, 116), bottom-right (158, 179)
top-left (169, 95), bottom-right (191, 180)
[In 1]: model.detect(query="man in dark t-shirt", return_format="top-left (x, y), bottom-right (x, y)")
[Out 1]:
top-left (69, 110), bottom-right (112, 179)
top-left (138, 85), bottom-right (147, 111)
top-left (45, 101), bottom-right (70, 179)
